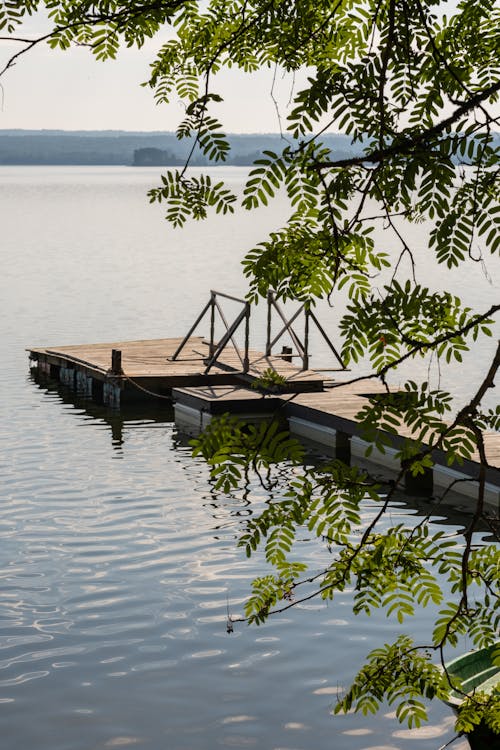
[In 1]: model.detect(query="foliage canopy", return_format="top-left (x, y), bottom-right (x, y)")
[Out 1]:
top-left (2, 0), bottom-right (499, 738)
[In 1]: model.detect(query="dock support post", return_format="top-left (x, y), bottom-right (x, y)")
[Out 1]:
top-left (60, 365), bottom-right (75, 387)
top-left (76, 370), bottom-right (84, 392)
top-left (76, 370), bottom-right (93, 397)
top-left (111, 349), bottom-right (122, 375)
top-left (38, 356), bottom-right (51, 376)
top-left (335, 431), bottom-right (351, 463)
top-left (103, 381), bottom-right (121, 408)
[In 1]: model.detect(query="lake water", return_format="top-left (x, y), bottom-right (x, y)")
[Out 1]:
top-left (1, 165), bottom-right (494, 750)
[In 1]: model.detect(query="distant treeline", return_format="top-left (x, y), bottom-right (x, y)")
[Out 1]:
top-left (0, 130), bottom-right (360, 166)
top-left (132, 146), bottom-right (272, 166)
top-left (2, 130), bottom-right (495, 166)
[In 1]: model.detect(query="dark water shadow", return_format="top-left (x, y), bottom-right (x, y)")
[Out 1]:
top-left (29, 368), bottom-right (174, 451)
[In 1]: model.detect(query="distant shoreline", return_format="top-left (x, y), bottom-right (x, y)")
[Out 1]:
top-left (2, 129), bottom-right (495, 167)
top-left (0, 129), bottom-right (359, 167)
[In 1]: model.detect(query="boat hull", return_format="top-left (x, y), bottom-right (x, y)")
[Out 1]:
top-left (442, 643), bottom-right (499, 750)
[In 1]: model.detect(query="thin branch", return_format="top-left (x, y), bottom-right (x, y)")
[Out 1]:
top-left (270, 63), bottom-right (285, 139)
top-left (371, 174), bottom-right (417, 283)
top-left (378, 0), bottom-right (397, 152)
top-left (0, 30), bottom-right (57, 77)
top-left (0, 1), bottom-right (184, 79)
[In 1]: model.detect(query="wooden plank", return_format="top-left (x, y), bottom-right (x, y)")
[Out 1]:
top-left (28, 337), bottom-right (325, 389)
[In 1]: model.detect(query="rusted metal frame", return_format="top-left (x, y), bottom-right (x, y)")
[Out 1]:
top-left (308, 309), bottom-right (346, 368)
top-left (204, 307), bottom-right (249, 374)
top-left (211, 290), bottom-right (247, 305)
top-left (213, 296), bottom-right (245, 370)
top-left (267, 305), bottom-right (305, 354)
top-left (269, 295), bottom-right (307, 363)
top-left (209, 292), bottom-right (216, 356)
top-left (304, 309), bottom-right (310, 371)
top-left (171, 290), bottom-right (250, 371)
top-left (243, 303), bottom-right (250, 372)
top-left (170, 297), bottom-right (212, 361)
top-left (266, 290), bottom-right (273, 356)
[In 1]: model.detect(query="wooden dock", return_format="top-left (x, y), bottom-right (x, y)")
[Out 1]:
top-left (288, 385), bottom-right (500, 480)
top-left (27, 329), bottom-right (499, 511)
top-left (171, 381), bottom-right (500, 472)
top-left (171, 383), bottom-right (500, 512)
top-left (28, 336), bottom-right (325, 405)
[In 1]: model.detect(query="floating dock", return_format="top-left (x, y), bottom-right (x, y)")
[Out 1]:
top-left (28, 336), bottom-right (325, 406)
top-left (172, 383), bottom-right (500, 514)
top-left (27, 290), bottom-right (499, 513)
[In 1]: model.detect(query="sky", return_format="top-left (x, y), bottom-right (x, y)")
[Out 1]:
top-left (0, 42), bottom-right (297, 133)
top-left (0, 8), bottom-right (305, 133)
top-left (0, 1), bottom-right (470, 134)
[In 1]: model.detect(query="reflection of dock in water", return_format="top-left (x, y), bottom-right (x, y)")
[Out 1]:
top-left (29, 368), bottom-right (174, 451)
top-left (171, 383), bottom-right (499, 515)
top-left (29, 364), bottom-right (499, 518)
top-left (31, 369), bottom-right (491, 538)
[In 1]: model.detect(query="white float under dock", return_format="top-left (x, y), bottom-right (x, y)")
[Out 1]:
top-left (172, 384), bottom-right (500, 514)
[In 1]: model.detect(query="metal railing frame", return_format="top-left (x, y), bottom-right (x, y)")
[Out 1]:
top-left (171, 288), bottom-right (346, 375)
top-left (170, 290), bottom-right (250, 374)
top-left (265, 290), bottom-right (346, 371)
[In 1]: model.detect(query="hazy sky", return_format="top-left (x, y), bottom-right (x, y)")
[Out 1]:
top-left (0, 42), bottom-right (299, 132)
top-left (0, 9), bottom-right (306, 133)
top-left (0, 1), bottom-right (472, 133)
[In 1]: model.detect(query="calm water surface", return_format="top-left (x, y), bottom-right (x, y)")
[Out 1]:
top-left (2, 166), bottom-right (494, 750)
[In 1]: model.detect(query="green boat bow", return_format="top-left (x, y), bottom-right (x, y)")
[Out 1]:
top-left (442, 643), bottom-right (499, 749)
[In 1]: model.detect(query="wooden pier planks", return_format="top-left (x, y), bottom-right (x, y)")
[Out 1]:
top-left (27, 340), bottom-right (500, 477)
top-left (28, 337), bottom-right (325, 391)
top-left (27, 336), bottom-right (500, 499)
top-left (483, 433), bottom-right (500, 469)
top-left (290, 380), bottom-right (389, 426)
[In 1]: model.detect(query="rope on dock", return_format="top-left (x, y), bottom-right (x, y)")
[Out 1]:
top-left (121, 372), bottom-right (173, 400)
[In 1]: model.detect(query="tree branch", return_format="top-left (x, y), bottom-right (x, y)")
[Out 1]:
top-left (314, 80), bottom-right (500, 170)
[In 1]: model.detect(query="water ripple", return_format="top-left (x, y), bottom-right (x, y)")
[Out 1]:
top-left (0, 166), bottom-right (483, 750)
